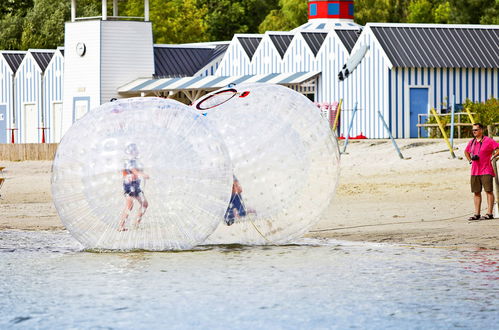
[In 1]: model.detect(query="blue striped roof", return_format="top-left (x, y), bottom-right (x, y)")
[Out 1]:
top-left (118, 72), bottom-right (321, 94)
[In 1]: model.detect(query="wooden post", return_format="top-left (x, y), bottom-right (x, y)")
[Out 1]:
top-left (457, 113), bottom-right (461, 138)
top-left (332, 99), bottom-right (343, 131)
top-left (430, 108), bottom-right (456, 158)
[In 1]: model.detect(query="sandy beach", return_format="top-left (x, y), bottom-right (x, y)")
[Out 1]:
top-left (1, 138), bottom-right (498, 250)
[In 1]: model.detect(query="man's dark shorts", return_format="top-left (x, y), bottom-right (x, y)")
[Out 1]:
top-left (470, 175), bottom-right (494, 193)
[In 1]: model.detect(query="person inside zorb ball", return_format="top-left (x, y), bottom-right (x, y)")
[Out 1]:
top-left (51, 97), bottom-right (232, 251)
top-left (193, 83), bottom-right (340, 245)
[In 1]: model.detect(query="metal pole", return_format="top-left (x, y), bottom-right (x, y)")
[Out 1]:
top-left (102, 0), bottom-right (107, 20)
top-left (378, 111), bottom-right (404, 159)
top-left (144, 0), bottom-right (149, 21)
top-left (450, 95), bottom-right (455, 150)
top-left (71, 0), bottom-right (76, 22)
top-left (341, 102), bottom-right (358, 154)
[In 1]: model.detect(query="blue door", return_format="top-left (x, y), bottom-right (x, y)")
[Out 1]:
top-left (410, 88), bottom-right (429, 138)
top-left (0, 105), bottom-right (6, 143)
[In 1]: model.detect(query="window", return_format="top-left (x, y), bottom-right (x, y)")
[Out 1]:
top-left (349, 4), bottom-right (354, 16)
top-left (328, 3), bottom-right (340, 15)
top-left (310, 4), bottom-right (317, 16)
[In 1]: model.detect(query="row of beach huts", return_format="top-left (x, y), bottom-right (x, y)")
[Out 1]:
top-left (1, 0), bottom-right (498, 143)
top-left (0, 49), bottom-right (64, 144)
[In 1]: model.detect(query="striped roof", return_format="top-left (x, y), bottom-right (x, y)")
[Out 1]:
top-left (269, 34), bottom-right (294, 59)
top-left (118, 71), bottom-right (320, 94)
top-left (237, 36), bottom-right (262, 60)
top-left (30, 50), bottom-right (55, 72)
top-left (1, 51), bottom-right (26, 72)
top-left (301, 32), bottom-right (327, 56)
top-left (335, 29), bottom-right (360, 53)
top-left (154, 44), bottom-right (229, 78)
top-left (369, 23), bottom-right (499, 68)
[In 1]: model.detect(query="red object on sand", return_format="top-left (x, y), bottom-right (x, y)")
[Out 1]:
top-left (7, 128), bottom-right (18, 143)
top-left (38, 127), bottom-right (49, 143)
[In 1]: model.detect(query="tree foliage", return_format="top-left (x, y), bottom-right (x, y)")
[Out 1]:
top-left (20, 0), bottom-right (69, 49)
top-left (124, 0), bottom-right (210, 44)
top-left (258, 0), bottom-right (307, 32)
top-left (200, 0), bottom-right (279, 41)
top-left (0, 0), bottom-right (498, 50)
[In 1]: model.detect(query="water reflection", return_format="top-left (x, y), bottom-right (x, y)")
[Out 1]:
top-left (0, 230), bottom-right (497, 329)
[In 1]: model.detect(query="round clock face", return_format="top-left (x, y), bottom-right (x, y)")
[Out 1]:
top-left (76, 42), bottom-right (86, 57)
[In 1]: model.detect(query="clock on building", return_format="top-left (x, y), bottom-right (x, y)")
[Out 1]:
top-left (76, 42), bottom-right (86, 56)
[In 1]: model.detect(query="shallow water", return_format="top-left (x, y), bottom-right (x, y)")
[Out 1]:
top-left (0, 231), bottom-right (497, 329)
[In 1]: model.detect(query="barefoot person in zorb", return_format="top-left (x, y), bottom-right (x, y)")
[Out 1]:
top-left (464, 123), bottom-right (499, 221)
top-left (119, 143), bottom-right (149, 231)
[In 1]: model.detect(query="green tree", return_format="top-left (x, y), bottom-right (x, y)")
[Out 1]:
top-left (479, 0), bottom-right (499, 24)
top-left (258, 0), bottom-right (307, 33)
top-left (199, 0), bottom-right (279, 41)
top-left (124, 0), bottom-right (210, 44)
top-left (20, 0), bottom-right (70, 49)
top-left (354, 0), bottom-right (392, 25)
top-left (0, 14), bottom-right (24, 50)
top-left (0, 0), bottom-right (34, 16)
top-left (448, 0), bottom-right (496, 24)
top-left (433, 1), bottom-right (451, 23)
top-left (406, 0), bottom-right (434, 23)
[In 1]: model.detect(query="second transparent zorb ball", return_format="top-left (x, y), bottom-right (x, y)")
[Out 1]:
top-left (193, 83), bottom-right (340, 244)
top-left (52, 97), bottom-right (232, 250)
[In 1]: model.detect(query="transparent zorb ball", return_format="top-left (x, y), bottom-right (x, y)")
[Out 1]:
top-left (193, 84), bottom-right (340, 245)
top-left (52, 97), bottom-right (232, 250)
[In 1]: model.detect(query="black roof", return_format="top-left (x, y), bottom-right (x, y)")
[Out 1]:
top-left (335, 29), bottom-right (360, 53)
top-left (269, 34), bottom-right (294, 59)
top-left (31, 51), bottom-right (54, 72)
top-left (370, 25), bottom-right (499, 68)
top-left (153, 44), bottom-right (228, 78)
top-left (1, 52), bottom-right (26, 72)
top-left (237, 37), bottom-right (262, 60)
top-left (301, 32), bottom-right (327, 57)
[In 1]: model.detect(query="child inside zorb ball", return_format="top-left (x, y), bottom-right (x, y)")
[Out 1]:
top-left (119, 143), bottom-right (149, 232)
top-left (52, 97), bottom-right (233, 251)
top-left (193, 83), bottom-right (341, 245)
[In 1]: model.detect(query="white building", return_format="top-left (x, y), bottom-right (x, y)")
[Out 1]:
top-left (0, 51), bottom-right (26, 143)
top-left (14, 49), bottom-right (55, 143)
top-left (61, 0), bottom-right (154, 134)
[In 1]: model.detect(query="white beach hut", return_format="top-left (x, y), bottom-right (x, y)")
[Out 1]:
top-left (344, 23), bottom-right (499, 138)
top-left (14, 49), bottom-right (55, 143)
top-left (43, 47), bottom-right (64, 143)
top-left (0, 51), bottom-right (26, 143)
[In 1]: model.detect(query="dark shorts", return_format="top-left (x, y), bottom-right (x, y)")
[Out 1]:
top-left (470, 175), bottom-right (493, 193)
top-left (224, 193), bottom-right (247, 221)
top-left (124, 181), bottom-right (142, 197)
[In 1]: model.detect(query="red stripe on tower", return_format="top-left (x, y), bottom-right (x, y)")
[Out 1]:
top-left (308, 0), bottom-right (354, 20)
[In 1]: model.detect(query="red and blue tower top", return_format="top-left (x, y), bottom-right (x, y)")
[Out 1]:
top-left (308, 0), bottom-right (354, 20)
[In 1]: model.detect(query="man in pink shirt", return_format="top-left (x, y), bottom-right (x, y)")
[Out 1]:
top-left (464, 123), bottom-right (499, 220)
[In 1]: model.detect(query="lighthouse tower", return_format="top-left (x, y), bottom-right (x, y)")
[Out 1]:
top-left (294, 0), bottom-right (360, 31)
top-left (308, 0), bottom-right (354, 20)
top-left (62, 0), bottom-right (154, 134)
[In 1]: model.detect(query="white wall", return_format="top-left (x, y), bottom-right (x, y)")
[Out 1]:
top-left (100, 21), bottom-right (154, 104)
top-left (62, 20), bottom-right (101, 134)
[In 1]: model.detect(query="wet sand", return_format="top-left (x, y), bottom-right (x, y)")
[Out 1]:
top-left (1, 139), bottom-right (498, 250)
